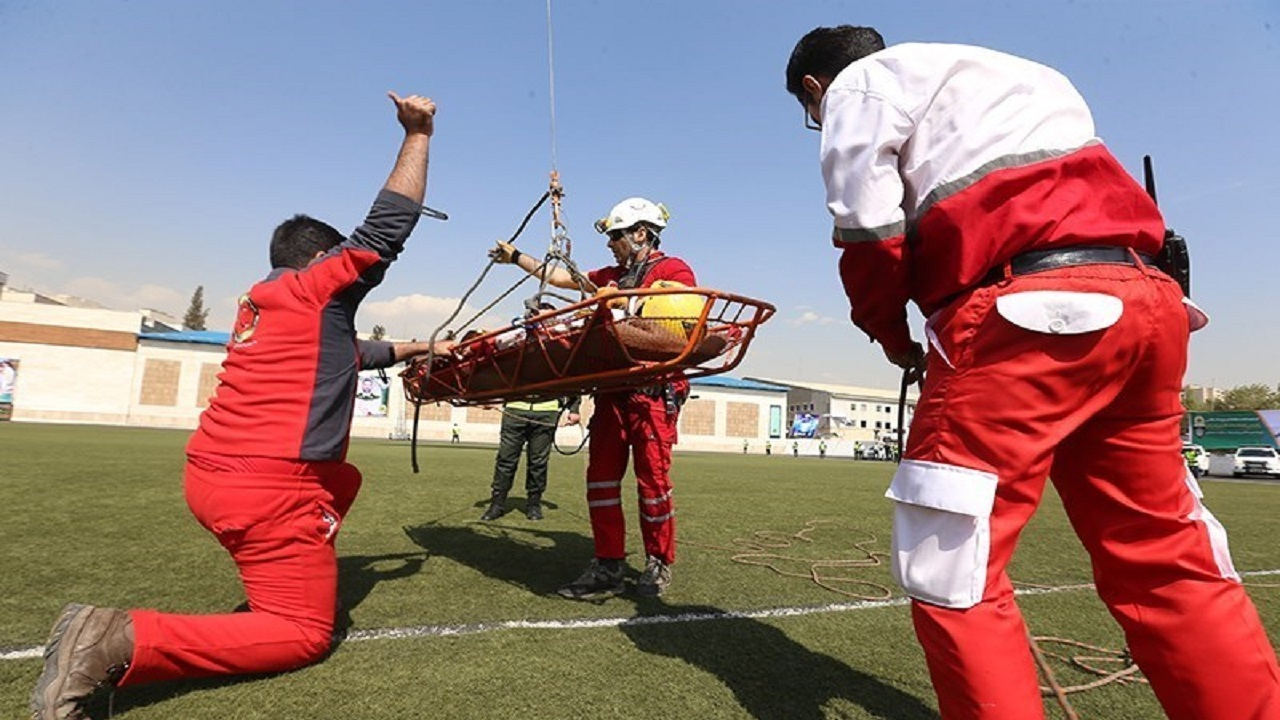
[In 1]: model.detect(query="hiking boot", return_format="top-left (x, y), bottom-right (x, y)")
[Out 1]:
top-left (524, 497), bottom-right (543, 521)
top-left (636, 555), bottom-right (672, 597)
top-left (31, 604), bottom-right (134, 720)
top-left (556, 559), bottom-right (624, 600)
top-left (480, 492), bottom-right (507, 521)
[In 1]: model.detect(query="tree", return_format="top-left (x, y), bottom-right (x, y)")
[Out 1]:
top-left (183, 286), bottom-right (209, 331)
top-left (370, 325), bottom-right (386, 341)
top-left (1216, 384), bottom-right (1276, 411)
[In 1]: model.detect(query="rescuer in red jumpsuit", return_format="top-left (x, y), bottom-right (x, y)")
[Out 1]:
top-left (786, 25), bottom-right (1279, 719)
top-left (492, 196), bottom-right (694, 598)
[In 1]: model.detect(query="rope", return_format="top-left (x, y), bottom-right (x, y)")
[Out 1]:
top-left (410, 401), bottom-right (423, 472)
top-left (1032, 636), bottom-right (1148, 695)
top-left (896, 369), bottom-right (909, 462)
top-left (683, 519), bottom-right (895, 600)
top-left (1012, 579), bottom-right (1147, 707)
top-left (1029, 631), bottom-right (1080, 720)
top-left (895, 364), bottom-right (923, 462)
top-left (489, 402), bottom-right (591, 456)
top-left (685, 524), bottom-right (1145, 712)
top-left (409, 191), bottom-right (554, 473)
top-left (545, 0), bottom-right (559, 171)
top-left (409, 1), bottom-right (588, 471)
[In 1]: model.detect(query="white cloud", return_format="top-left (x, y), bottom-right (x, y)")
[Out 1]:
top-left (61, 276), bottom-right (187, 315)
top-left (0, 246), bottom-right (65, 291)
top-left (14, 251), bottom-right (62, 271)
top-left (359, 293), bottom-right (506, 340)
top-left (793, 310), bottom-right (836, 326)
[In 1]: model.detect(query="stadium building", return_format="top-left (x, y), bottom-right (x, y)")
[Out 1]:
top-left (0, 283), bottom-right (823, 453)
top-left (746, 376), bottom-right (919, 454)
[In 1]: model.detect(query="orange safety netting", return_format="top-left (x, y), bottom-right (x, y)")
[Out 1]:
top-left (401, 286), bottom-right (774, 405)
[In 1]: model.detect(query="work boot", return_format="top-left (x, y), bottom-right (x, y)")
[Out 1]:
top-left (524, 494), bottom-right (543, 521)
top-left (636, 555), bottom-right (672, 597)
top-left (479, 492), bottom-right (507, 521)
top-left (30, 604), bottom-right (134, 720)
top-left (556, 559), bottom-right (624, 600)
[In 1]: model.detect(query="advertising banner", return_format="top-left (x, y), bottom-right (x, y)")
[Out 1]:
top-left (1187, 410), bottom-right (1279, 450)
top-left (790, 412), bottom-right (819, 438)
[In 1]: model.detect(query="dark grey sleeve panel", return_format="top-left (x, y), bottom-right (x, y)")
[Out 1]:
top-left (357, 339), bottom-right (396, 370)
top-left (563, 395), bottom-right (582, 413)
top-left (297, 192), bottom-right (421, 461)
top-left (326, 190), bottom-right (424, 297)
top-left (346, 190), bottom-right (423, 261)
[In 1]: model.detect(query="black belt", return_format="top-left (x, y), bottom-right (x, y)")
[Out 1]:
top-left (942, 246), bottom-right (1155, 310)
top-left (993, 245), bottom-right (1154, 281)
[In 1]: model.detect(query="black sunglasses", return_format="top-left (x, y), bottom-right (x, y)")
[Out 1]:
top-left (803, 104), bottom-right (821, 132)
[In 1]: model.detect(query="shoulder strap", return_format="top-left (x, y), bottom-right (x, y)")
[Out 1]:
top-left (617, 254), bottom-right (668, 289)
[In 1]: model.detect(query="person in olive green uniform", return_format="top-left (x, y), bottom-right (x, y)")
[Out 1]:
top-left (482, 396), bottom-right (581, 520)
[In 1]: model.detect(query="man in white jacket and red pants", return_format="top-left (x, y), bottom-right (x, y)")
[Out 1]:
top-left (786, 25), bottom-right (1279, 720)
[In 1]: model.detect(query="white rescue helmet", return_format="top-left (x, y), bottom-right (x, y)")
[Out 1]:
top-left (594, 197), bottom-right (670, 235)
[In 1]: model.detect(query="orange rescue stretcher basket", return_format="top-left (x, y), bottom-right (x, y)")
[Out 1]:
top-left (401, 286), bottom-right (775, 405)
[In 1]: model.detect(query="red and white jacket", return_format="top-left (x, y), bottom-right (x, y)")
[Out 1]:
top-left (818, 42), bottom-right (1165, 356)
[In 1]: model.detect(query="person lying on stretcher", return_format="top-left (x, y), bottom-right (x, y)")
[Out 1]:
top-left (452, 281), bottom-right (705, 363)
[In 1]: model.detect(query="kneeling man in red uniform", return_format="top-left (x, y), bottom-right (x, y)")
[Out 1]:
top-left (31, 92), bottom-right (452, 720)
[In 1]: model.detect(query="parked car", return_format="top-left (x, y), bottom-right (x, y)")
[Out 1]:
top-left (1233, 446), bottom-right (1280, 478)
top-left (1182, 443), bottom-right (1209, 478)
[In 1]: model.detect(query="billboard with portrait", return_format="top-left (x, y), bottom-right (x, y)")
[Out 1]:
top-left (0, 358), bottom-right (18, 421)
top-left (354, 371), bottom-right (390, 418)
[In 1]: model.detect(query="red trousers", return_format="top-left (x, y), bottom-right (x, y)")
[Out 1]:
top-left (585, 392), bottom-right (677, 565)
top-left (120, 454), bottom-right (361, 686)
top-left (893, 263), bottom-right (1280, 719)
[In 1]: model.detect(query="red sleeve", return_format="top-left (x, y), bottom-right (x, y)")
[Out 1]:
top-left (587, 266), bottom-right (618, 288)
top-left (291, 190), bottom-right (421, 305)
top-left (291, 247), bottom-right (384, 306)
top-left (836, 235), bottom-right (913, 357)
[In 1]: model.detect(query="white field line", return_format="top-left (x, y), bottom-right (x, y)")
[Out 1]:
top-left (4, 569), bottom-right (1278, 662)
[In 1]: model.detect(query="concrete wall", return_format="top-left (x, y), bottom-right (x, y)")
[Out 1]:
top-left (0, 302), bottom-right (143, 424)
top-left (0, 299), bottom-right (873, 454)
top-left (127, 340), bottom-right (228, 428)
top-left (677, 385), bottom-right (787, 453)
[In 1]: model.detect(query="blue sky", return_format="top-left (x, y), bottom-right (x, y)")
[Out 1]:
top-left (1, 1), bottom-right (1276, 390)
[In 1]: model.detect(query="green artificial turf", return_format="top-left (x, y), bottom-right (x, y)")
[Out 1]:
top-left (2, 422), bottom-right (1277, 718)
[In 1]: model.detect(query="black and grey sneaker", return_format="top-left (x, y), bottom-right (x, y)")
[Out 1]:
top-left (556, 559), bottom-right (624, 600)
top-left (635, 555), bottom-right (672, 597)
